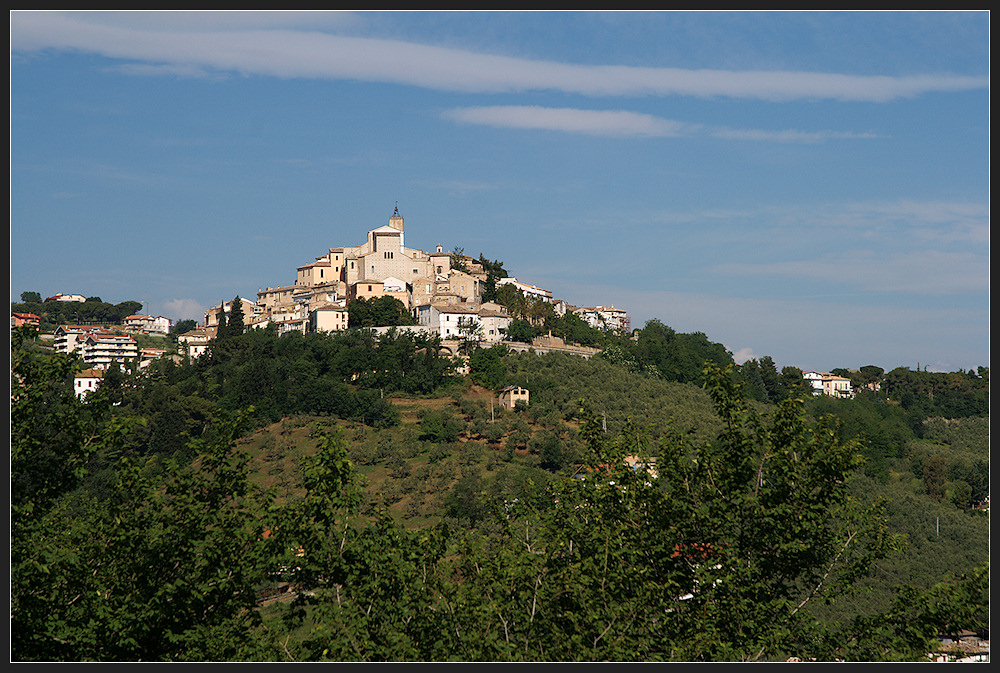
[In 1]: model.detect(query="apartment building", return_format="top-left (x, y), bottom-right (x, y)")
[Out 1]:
top-left (123, 314), bottom-right (171, 335)
top-left (81, 333), bottom-right (138, 369)
top-left (53, 325), bottom-right (115, 355)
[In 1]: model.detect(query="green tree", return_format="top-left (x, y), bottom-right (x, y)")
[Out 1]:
top-left (348, 296), bottom-right (414, 328)
top-left (456, 316), bottom-right (483, 355)
top-left (469, 342), bottom-right (509, 390)
top-left (506, 318), bottom-right (538, 344)
top-left (171, 319), bottom-right (198, 336)
top-left (228, 295), bottom-right (245, 336)
top-left (923, 455), bottom-right (947, 502)
top-left (20, 290), bottom-right (42, 303)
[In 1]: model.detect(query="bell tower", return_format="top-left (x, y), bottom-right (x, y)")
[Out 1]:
top-left (389, 203), bottom-right (404, 233)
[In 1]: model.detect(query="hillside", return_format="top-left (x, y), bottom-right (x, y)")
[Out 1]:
top-left (11, 323), bottom-right (989, 662)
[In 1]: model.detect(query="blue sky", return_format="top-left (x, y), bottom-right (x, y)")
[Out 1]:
top-left (10, 11), bottom-right (989, 373)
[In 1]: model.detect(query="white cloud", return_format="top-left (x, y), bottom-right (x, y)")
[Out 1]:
top-left (12, 11), bottom-right (988, 103)
top-left (731, 347), bottom-right (759, 366)
top-left (443, 105), bottom-right (878, 142)
top-left (442, 106), bottom-right (695, 138)
top-left (161, 297), bottom-right (207, 322)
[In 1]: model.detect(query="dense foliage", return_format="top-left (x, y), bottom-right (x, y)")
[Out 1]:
top-left (9, 319), bottom-right (988, 662)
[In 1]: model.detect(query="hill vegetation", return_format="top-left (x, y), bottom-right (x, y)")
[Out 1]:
top-left (9, 301), bottom-right (988, 661)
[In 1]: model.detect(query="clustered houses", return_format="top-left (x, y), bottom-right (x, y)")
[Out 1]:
top-left (576, 305), bottom-right (630, 333)
top-left (180, 208), bottom-right (630, 361)
top-left (53, 324), bottom-right (139, 371)
top-left (801, 370), bottom-right (855, 398)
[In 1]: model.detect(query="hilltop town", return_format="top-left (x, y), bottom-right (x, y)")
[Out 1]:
top-left (183, 207), bottom-right (629, 359)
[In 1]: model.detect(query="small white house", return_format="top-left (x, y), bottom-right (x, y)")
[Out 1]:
top-left (74, 368), bottom-right (105, 400)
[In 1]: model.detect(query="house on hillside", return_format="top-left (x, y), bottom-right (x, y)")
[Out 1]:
top-left (309, 302), bottom-right (350, 333)
top-left (802, 371), bottom-right (854, 398)
top-left (415, 302), bottom-right (482, 339)
top-left (177, 326), bottom-right (216, 360)
top-left (74, 368), bottom-right (104, 400)
top-left (47, 293), bottom-right (86, 303)
top-left (497, 277), bottom-right (553, 303)
top-left (498, 385), bottom-right (529, 410)
top-left (575, 305), bottom-right (630, 333)
top-left (11, 312), bottom-right (41, 329)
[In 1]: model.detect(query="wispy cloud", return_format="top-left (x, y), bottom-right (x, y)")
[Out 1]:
top-left (442, 105), bottom-right (878, 142)
top-left (12, 11), bottom-right (988, 103)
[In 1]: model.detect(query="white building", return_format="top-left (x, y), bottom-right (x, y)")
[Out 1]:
top-left (575, 305), bottom-right (630, 333)
top-left (81, 334), bottom-right (138, 370)
top-left (74, 368), bottom-right (104, 400)
top-left (53, 325), bottom-right (113, 355)
top-left (477, 302), bottom-right (513, 344)
top-left (801, 371), bottom-right (854, 398)
top-left (497, 277), bottom-right (554, 303)
top-left (123, 314), bottom-right (172, 335)
top-left (47, 293), bottom-right (86, 303)
top-left (414, 303), bottom-right (482, 339)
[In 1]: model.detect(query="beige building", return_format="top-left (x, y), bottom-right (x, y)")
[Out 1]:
top-left (177, 326), bottom-right (216, 360)
top-left (299, 207), bottom-right (454, 300)
top-left (247, 207), bottom-right (628, 353)
top-left (309, 302), bottom-right (350, 333)
top-left (498, 385), bottom-right (529, 410)
top-left (204, 297), bottom-right (260, 329)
